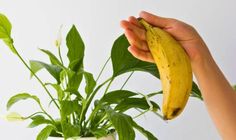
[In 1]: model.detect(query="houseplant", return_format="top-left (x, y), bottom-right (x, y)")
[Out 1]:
top-left (0, 13), bottom-right (202, 140)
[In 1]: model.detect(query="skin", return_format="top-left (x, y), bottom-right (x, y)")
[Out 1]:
top-left (120, 11), bottom-right (236, 140)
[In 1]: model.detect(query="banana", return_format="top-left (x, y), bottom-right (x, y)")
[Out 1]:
top-left (139, 19), bottom-right (192, 120)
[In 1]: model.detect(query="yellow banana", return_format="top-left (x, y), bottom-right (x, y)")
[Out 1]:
top-left (139, 19), bottom-right (192, 120)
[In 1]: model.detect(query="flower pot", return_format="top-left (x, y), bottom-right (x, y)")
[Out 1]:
top-left (48, 133), bottom-right (116, 140)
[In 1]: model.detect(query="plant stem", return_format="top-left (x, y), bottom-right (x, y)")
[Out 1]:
top-left (39, 103), bottom-right (56, 124)
top-left (11, 44), bottom-right (60, 109)
top-left (24, 111), bottom-right (45, 119)
top-left (58, 46), bottom-right (64, 65)
top-left (72, 112), bottom-right (76, 124)
top-left (94, 114), bottom-right (107, 127)
top-left (120, 71), bottom-right (134, 90)
top-left (133, 109), bottom-right (149, 119)
top-left (96, 57), bottom-right (110, 82)
top-left (79, 77), bottom-right (112, 127)
top-left (104, 78), bottom-right (114, 95)
top-left (104, 122), bottom-right (113, 129)
top-left (85, 77), bottom-right (114, 127)
top-left (153, 111), bottom-right (164, 120)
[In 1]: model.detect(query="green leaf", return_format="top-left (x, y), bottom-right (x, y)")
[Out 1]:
top-left (83, 71), bottom-right (96, 95)
top-left (7, 93), bottom-right (40, 110)
top-left (66, 70), bottom-right (83, 92)
top-left (111, 34), bottom-right (159, 78)
top-left (5, 112), bottom-right (25, 122)
top-left (49, 120), bottom-right (63, 137)
top-left (60, 70), bottom-right (83, 100)
top-left (60, 100), bottom-right (81, 119)
top-left (115, 98), bottom-right (159, 112)
top-left (191, 82), bottom-right (203, 100)
top-left (39, 49), bottom-right (62, 66)
top-left (62, 123), bottom-right (81, 138)
top-left (36, 125), bottom-right (55, 140)
top-left (131, 120), bottom-right (158, 140)
top-left (46, 83), bottom-right (64, 101)
top-left (101, 90), bottom-right (137, 104)
top-left (106, 108), bottom-right (135, 140)
top-left (91, 110), bottom-right (106, 128)
top-left (91, 128), bottom-right (108, 138)
top-left (28, 115), bottom-right (52, 128)
top-left (0, 13), bottom-right (12, 38)
top-left (0, 14), bottom-right (16, 54)
top-left (66, 25), bottom-right (84, 72)
top-left (29, 60), bottom-right (62, 83)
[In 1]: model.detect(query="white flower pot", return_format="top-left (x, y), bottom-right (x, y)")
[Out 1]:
top-left (48, 133), bottom-right (116, 140)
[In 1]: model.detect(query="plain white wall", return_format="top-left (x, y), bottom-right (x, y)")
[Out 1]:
top-left (0, 0), bottom-right (236, 139)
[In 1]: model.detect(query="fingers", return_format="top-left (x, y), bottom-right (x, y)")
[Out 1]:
top-left (139, 11), bottom-right (173, 28)
top-left (124, 29), bottom-right (149, 51)
top-left (128, 16), bottom-right (143, 28)
top-left (128, 46), bottom-right (154, 63)
top-left (120, 19), bottom-right (146, 41)
top-left (120, 15), bottom-right (155, 63)
top-left (120, 19), bottom-right (148, 51)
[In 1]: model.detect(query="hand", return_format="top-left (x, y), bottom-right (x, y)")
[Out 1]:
top-left (120, 11), bottom-right (210, 65)
top-left (121, 12), bottom-right (236, 140)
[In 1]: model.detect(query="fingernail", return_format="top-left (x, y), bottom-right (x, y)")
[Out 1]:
top-left (140, 11), bottom-right (146, 16)
top-left (127, 46), bottom-right (132, 52)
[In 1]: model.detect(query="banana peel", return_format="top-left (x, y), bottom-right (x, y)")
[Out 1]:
top-left (139, 19), bottom-right (193, 120)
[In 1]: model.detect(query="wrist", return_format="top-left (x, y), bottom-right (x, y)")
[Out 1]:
top-left (189, 41), bottom-right (214, 75)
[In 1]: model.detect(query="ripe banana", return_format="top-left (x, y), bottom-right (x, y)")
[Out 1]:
top-left (139, 19), bottom-right (192, 120)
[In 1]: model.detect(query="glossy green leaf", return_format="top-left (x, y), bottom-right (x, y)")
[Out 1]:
top-left (0, 13), bottom-right (12, 38)
top-left (7, 93), bottom-right (40, 110)
top-left (36, 125), bottom-right (55, 140)
top-left (66, 70), bottom-right (83, 92)
top-left (49, 120), bottom-right (63, 137)
top-left (46, 83), bottom-right (64, 101)
top-left (39, 49), bottom-right (62, 66)
top-left (83, 71), bottom-right (96, 95)
top-left (106, 108), bottom-right (135, 140)
top-left (0, 14), bottom-right (16, 54)
top-left (29, 60), bottom-right (62, 83)
top-left (115, 98), bottom-right (159, 112)
top-left (101, 90), bottom-right (137, 104)
top-left (28, 115), bottom-right (52, 128)
top-left (131, 120), bottom-right (158, 140)
top-left (111, 34), bottom-right (159, 78)
top-left (191, 82), bottom-right (203, 100)
top-left (60, 100), bottom-right (81, 120)
top-left (66, 25), bottom-right (84, 72)
top-left (62, 123), bottom-right (81, 138)
top-left (91, 128), bottom-right (108, 138)
top-left (5, 112), bottom-right (25, 122)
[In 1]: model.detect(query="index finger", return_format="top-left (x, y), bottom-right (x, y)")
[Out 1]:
top-left (139, 11), bottom-right (172, 28)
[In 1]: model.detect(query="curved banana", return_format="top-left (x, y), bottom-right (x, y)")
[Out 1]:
top-left (139, 19), bottom-right (192, 120)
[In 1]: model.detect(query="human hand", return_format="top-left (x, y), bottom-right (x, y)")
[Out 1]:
top-left (120, 11), bottom-right (210, 65)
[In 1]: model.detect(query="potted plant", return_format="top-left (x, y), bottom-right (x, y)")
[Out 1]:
top-left (0, 13), bottom-right (202, 140)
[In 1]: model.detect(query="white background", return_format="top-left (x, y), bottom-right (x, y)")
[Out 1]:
top-left (0, 0), bottom-right (236, 140)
